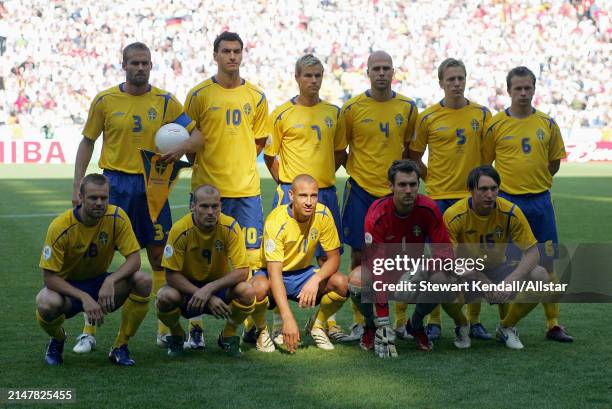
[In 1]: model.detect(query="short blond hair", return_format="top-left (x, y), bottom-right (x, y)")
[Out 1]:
top-left (295, 54), bottom-right (323, 76)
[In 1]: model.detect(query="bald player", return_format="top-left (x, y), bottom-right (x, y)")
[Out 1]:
top-left (339, 51), bottom-right (418, 340)
top-left (250, 174), bottom-right (348, 353)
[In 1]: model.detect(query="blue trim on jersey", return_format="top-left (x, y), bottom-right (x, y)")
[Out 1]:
top-left (174, 112), bottom-right (192, 128)
top-left (256, 92), bottom-right (266, 107)
top-left (275, 106), bottom-right (292, 126)
top-left (155, 93), bottom-right (172, 120)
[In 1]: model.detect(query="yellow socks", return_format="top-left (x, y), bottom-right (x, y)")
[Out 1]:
top-left (467, 303), bottom-right (482, 324)
top-left (441, 304), bottom-right (469, 326)
top-left (543, 303), bottom-right (560, 329)
top-left (251, 297), bottom-right (270, 330)
top-left (36, 311), bottom-right (65, 340)
top-left (113, 293), bottom-right (150, 348)
top-left (82, 313), bottom-right (96, 336)
top-left (501, 303), bottom-right (538, 328)
top-left (314, 291), bottom-right (347, 329)
top-left (153, 270), bottom-right (170, 336)
top-left (351, 299), bottom-right (365, 326)
top-left (222, 299), bottom-right (255, 337)
top-left (157, 307), bottom-right (185, 337)
top-left (394, 302), bottom-right (408, 328)
top-left (427, 304), bottom-right (442, 325)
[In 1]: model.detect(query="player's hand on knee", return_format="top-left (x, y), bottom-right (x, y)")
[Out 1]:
top-left (82, 295), bottom-right (104, 326)
top-left (282, 317), bottom-right (300, 353)
top-left (297, 277), bottom-right (320, 308)
top-left (188, 287), bottom-right (213, 315)
top-left (98, 278), bottom-right (116, 314)
top-left (374, 317), bottom-right (398, 358)
top-left (206, 296), bottom-right (231, 319)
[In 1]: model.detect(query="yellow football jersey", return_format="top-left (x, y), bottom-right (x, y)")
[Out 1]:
top-left (39, 205), bottom-right (140, 281)
top-left (162, 213), bottom-right (248, 282)
top-left (83, 83), bottom-right (196, 174)
top-left (342, 91), bottom-right (418, 197)
top-left (444, 197), bottom-right (537, 269)
top-left (413, 100), bottom-right (491, 199)
top-left (266, 98), bottom-right (347, 188)
top-left (185, 77), bottom-right (271, 197)
top-left (482, 109), bottom-right (566, 195)
top-left (261, 203), bottom-right (340, 272)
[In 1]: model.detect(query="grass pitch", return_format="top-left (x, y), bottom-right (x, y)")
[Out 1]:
top-left (1, 166), bottom-right (611, 408)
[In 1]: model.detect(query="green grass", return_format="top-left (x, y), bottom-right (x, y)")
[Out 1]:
top-left (1, 170), bottom-right (611, 408)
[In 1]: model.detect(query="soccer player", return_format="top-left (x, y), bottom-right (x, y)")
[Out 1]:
top-left (444, 165), bottom-right (550, 349)
top-left (260, 54), bottom-right (348, 342)
top-left (340, 51), bottom-right (418, 340)
top-left (155, 184), bottom-right (256, 357)
top-left (250, 174), bottom-right (348, 353)
top-left (409, 58), bottom-right (493, 341)
top-left (483, 66), bottom-right (572, 342)
top-left (349, 160), bottom-right (470, 357)
top-left (36, 174), bottom-right (151, 366)
top-left (184, 32), bottom-right (270, 347)
top-left (72, 42), bottom-right (202, 351)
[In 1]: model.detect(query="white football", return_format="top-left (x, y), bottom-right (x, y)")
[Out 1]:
top-left (155, 123), bottom-right (189, 153)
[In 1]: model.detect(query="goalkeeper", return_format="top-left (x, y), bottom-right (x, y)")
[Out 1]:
top-left (348, 160), bottom-right (469, 357)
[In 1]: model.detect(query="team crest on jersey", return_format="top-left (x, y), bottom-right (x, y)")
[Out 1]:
top-left (99, 232), bottom-right (109, 246)
top-left (395, 114), bottom-right (404, 127)
top-left (244, 103), bottom-right (252, 116)
top-left (413, 225), bottom-right (422, 237)
top-left (147, 108), bottom-right (157, 121)
top-left (324, 116), bottom-right (333, 129)
top-left (265, 239), bottom-right (276, 255)
top-left (214, 240), bottom-right (224, 252)
top-left (164, 244), bottom-right (173, 258)
top-left (42, 245), bottom-right (52, 260)
top-left (155, 161), bottom-right (168, 175)
top-left (309, 228), bottom-right (318, 241)
top-left (536, 128), bottom-right (545, 141)
top-left (471, 119), bottom-right (480, 131)
top-left (494, 226), bottom-right (504, 239)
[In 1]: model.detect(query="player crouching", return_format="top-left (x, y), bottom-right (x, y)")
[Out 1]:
top-left (36, 174), bottom-right (151, 366)
top-left (250, 174), bottom-right (348, 353)
top-left (156, 184), bottom-right (255, 357)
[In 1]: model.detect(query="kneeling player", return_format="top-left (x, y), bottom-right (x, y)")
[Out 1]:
top-left (156, 184), bottom-right (255, 357)
top-left (36, 174), bottom-right (151, 366)
top-left (349, 160), bottom-right (470, 357)
top-left (444, 165), bottom-right (549, 349)
top-left (251, 174), bottom-right (348, 353)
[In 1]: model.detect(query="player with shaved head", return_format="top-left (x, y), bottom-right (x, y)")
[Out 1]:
top-left (250, 174), bottom-right (348, 353)
top-left (156, 183), bottom-right (256, 357)
top-left (338, 50), bottom-right (419, 344)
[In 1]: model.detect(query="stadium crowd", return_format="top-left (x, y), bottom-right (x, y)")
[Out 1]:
top-left (1, 0), bottom-right (609, 133)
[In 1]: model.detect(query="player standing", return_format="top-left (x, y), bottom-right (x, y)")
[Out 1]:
top-left (72, 42), bottom-right (201, 352)
top-left (409, 58), bottom-right (492, 341)
top-left (37, 174), bottom-right (151, 365)
top-left (183, 32), bottom-right (271, 348)
top-left (483, 66), bottom-right (572, 342)
top-left (339, 51), bottom-right (418, 340)
top-left (260, 54), bottom-right (348, 342)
